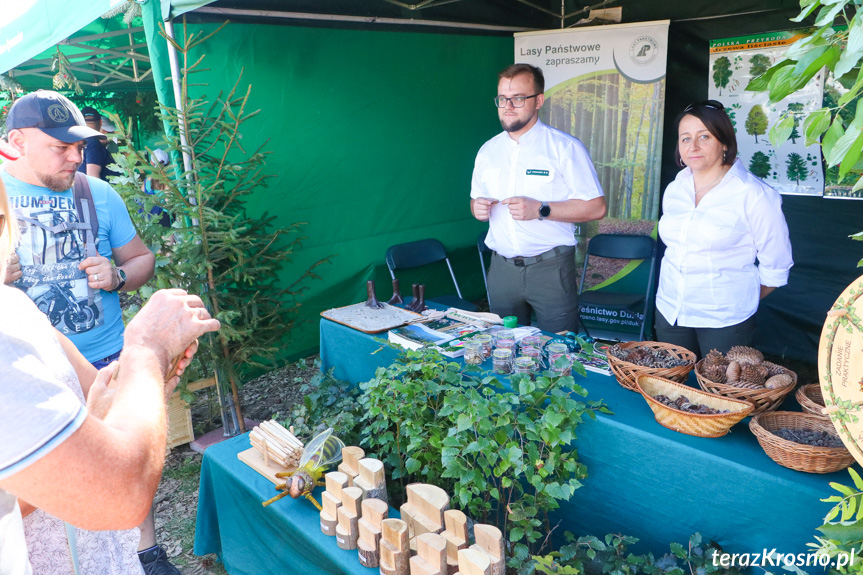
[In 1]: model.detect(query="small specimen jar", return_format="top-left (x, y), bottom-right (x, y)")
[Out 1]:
top-left (473, 334), bottom-right (494, 359)
top-left (548, 352), bottom-right (573, 376)
top-left (521, 346), bottom-right (542, 369)
top-left (513, 356), bottom-right (536, 378)
top-left (494, 330), bottom-right (515, 346)
top-left (463, 339), bottom-right (484, 365)
top-left (520, 335), bottom-right (542, 354)
top-left (495, 337), bottom-right (516, 352)
top-left (492, 348), bottom-right (513, 374)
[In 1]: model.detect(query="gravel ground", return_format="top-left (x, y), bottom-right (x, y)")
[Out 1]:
top-left (155, 357), bottom-right (320, 574)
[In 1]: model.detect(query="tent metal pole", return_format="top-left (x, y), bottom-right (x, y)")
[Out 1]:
top-left (163, 19), bottom-right (193, 179)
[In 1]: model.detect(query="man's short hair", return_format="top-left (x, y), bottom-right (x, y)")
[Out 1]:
top-left (498, 64), bottom-right (545, 94)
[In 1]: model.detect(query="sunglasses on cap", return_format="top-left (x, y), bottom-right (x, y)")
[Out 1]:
top-left (684, 100), bottom-right (725, 113)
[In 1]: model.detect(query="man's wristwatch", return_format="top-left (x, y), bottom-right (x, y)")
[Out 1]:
top-left (112, 267), bottom-right (127, 292)
top-left (538, 201), bottom-right (551, 220)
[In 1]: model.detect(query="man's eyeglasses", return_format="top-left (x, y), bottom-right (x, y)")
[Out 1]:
top-left (684, 100), bottom-right (725, 113)
top-left (494, 94), bottom-right (541, 108)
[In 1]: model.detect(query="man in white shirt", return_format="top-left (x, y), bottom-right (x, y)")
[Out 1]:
top-left (470, 64), bottom-right (607, 332)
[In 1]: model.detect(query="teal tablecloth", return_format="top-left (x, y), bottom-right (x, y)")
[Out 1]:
top-left (194, 434), bottom-right (399, 575)
top-left (319, 314), bottom-right (858, 565)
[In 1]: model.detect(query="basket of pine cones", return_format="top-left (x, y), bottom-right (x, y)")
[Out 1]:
top-left (750, 411), bottom-right (854, 473)
top-left (694, 346), bottom-right (797, 415)
top-left (606, 341), bottom-right (697, 392)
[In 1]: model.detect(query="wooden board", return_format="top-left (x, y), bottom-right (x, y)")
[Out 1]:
top-left (321, 302), bottom-right (423, 334)
top-left (238, 447), bottom-right (297, 485)
top-left (819, 273), bottom-right (863, 466)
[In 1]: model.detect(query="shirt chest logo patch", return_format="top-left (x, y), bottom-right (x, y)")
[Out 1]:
top-left (526, 169), bottom-right (549, 176)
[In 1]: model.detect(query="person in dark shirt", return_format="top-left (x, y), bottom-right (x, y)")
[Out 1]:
top-left (77, 106), bottom-right (119, 181)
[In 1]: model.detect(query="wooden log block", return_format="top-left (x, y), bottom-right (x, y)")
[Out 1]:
top-left (409, 533), bottom-right (447, 575)
top-left (353, 457), bottom-right (388, 503)
top-left (455, 549), bottom-right (491, 575)
top-left (337, 446), bottom-right (365, 486)
top-left (357, 498), bottom-right (388, 568)
top-left (320, 471), bottom-right (349, 536)
top-left (469, 525), bottom-right (504, 575)
top-left (336, 486), bottom-right (364, 550)
top-left (441, 509), bottom-right (468, 575)
top-left (400, 484), bottom-right (449, 543)
top-left (380, 518), bottom-right (410, 575)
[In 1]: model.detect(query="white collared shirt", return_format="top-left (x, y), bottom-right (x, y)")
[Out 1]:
top-left (470, 120), bottom-right (604, 258)
top-left (656, 159), bottom-right (793, 328)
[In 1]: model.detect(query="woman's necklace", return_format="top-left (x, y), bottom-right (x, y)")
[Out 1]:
top-left (695, 166), bottom-right (728, 196)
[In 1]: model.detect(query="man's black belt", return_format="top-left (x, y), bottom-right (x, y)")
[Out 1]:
top-left (493, 245), bottom-right (573, 267)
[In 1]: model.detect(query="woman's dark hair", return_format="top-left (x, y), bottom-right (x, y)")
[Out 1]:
top-left (674, 100), bottom-right (737, 168)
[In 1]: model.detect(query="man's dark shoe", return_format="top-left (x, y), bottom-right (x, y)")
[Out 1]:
top-left (139, 545), bottom-right (181, 575)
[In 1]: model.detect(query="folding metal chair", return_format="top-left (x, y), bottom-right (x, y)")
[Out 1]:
top-left (385, 238), bottom-right (478, 311)
top-left (578, 234), bottom-right (657, 341)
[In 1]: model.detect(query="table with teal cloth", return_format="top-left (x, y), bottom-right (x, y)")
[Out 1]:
top-left (318, 314), bottom-right (858, 560)
top-left (194, 433), bottom-right (402, 575)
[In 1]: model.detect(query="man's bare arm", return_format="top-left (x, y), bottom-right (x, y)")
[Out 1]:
top-left (501, 195), bottom-right (607, 223)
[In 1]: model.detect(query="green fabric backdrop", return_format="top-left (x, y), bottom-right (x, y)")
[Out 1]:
top-left (183, 22), bottom-right (509, 359)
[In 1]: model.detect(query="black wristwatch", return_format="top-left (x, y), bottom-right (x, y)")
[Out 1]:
top-left (112, 268), bottom-right (127, 292)
top-left (538, 201), bottom-right (551, 220)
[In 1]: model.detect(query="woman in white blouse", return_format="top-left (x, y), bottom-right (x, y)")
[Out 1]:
top-left (654, 100), bottom-right (793, 358)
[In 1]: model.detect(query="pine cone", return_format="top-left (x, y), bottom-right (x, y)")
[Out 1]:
top-left (738, 363), bottom-right (768, 387)
top-left (727, 346), bottom-right (764, 365)
top-left (701, 362), bottom-right (727, 383)
top-left (725, 360), bottom-right (741, 383)
top-left (761, 361), bottom-right (787, 378)
top-left (703, 348), bottom-right (730, 369)
top-left (765, 374), bottom-right (794, 389)
top-left (725, 380), bottom-right (765, 389)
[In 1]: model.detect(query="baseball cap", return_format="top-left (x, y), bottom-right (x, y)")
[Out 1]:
top-left (80, 106), bottom-right (101, 122)
top-left (6, 90), bottom-right (103, 143)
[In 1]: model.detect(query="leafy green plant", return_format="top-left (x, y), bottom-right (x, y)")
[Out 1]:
top-left (109, 22), bottom-right (329, 421)
top-left (359, 345), bottom-right (610, 563)
top-left (808, 468), bottom-right (863, 573)
top-left (745, 0), bottom-right (863, 259)
top-left (285, 359), bottom-right (363, 446)
top-left (532, 532), bottom-right (745, 575)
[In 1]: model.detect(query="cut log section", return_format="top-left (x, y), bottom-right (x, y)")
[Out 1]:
top-left (380, 518), bottom-right (410, 575)
top-left (441, 509), bottom-right (468, 575)
top-left (338, 446), bottom-right (365, 486)
top-left (319, 471), bottom-right (349, 536)
top-left (357, 498), bottom-right (388, 568)
top-left (335, 486), bottom-right (364, 550)
top-left (400, 483), bottom-right (449, 545)
top-left (354, 458), bottom-right (388, 503)
top-left (409, 533), bottom-right (447, 575)
top-left (455, 549), bottom-right (491, 575)
top-left (469, 525), bottom-right (504, 575)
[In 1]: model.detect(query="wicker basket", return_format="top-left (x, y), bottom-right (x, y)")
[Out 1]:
top-left (636, 375), bottom-right (754, 437)
top-left (796, 384), bottom-right (828, 419)
top-left (694, 359), bottom-right (797, 415)
top-left (606, 341), bottom-right (696, 392)
top-left (750, 411), bottom-right (854, 473)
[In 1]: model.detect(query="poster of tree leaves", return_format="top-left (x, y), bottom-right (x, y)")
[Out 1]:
top-left (514, 22), bottom-right (668, 333)
top-left (709, 31), bottom-right (824, 196)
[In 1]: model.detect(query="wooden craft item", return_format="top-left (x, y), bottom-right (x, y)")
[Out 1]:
top-left (320, 471), bottom-right (349, 536)
top-left (410, 533), bottom-right (447, 575)
top-left (441, 509), bottom-right (468, 575)
top-left (407, 284), bottom-right (420, 312)
top-left (336, 486), bottom-right (364, 550)
top-left (249, 420), bottom-right (304, 468)
top-left (400, 483), bottom-right (449, 546)
top-left (819, 273), bottom-right (863, 466)
top-left (469, 525), bottom-right (504, 575)
top-left (237, 447), bottom-right (297, 485)
top-left (337, 446), bottom-right (365, 486)
top-left (455, 549), bottom-right (491, 575)
top-left (354, 457), bottom-right (388, 503)
top-left (320, 302), bottom-right (422, 334)
top-left (388, 278), bottom-right (404, 305)
top-left (380, 518), bottom-right (410, 575)
top-left (366, 280), bottom-right (384, 309)
top-left (357, 498), bottom-right (389, 568)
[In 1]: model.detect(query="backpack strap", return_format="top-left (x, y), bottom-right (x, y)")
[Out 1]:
top-left (73, 173), bottom-right (100, 305)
